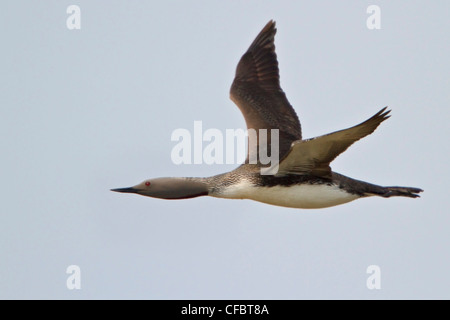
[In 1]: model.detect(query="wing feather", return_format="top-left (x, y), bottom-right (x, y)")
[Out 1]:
top-left (230, 20), bottom-right (302, 161)
top-left (276, 108), bottom-right (391, 178)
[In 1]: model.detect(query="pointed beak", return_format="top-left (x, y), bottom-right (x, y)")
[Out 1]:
top-left (110, 187), bottom-right (138, 193)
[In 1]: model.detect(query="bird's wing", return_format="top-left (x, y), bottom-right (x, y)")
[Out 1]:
top-left (276, 108), bottom-right (391, 178)
top-left (230, 20), bottom-right (302, 162)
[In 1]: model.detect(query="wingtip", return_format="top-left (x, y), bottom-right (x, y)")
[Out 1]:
top-left (261, 19), bottom-right (277, 34)
top-left (237, 20), bottom-right (276, 34)
top-left (372, 106), bottom-right (391, 122)
top-left (378, 106), bottom-right (391, 116)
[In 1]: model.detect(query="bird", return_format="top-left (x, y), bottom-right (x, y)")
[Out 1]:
top-left (111, 20), bottom-right (423, 209)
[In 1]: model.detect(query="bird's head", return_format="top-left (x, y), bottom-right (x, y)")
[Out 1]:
top-left (111, 177), bottom-right (208, 200)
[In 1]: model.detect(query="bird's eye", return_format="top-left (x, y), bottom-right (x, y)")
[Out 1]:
top-left (145, 181), bottom-right (151, 187)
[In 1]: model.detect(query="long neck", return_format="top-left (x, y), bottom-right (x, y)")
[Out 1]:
top-left (157, 177), bottom-right (210, 199)
top-left (154, 170), bottom-right (247, 200)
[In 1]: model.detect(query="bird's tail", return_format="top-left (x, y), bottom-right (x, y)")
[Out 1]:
top-left (379, 186), bottom-right (423, 198)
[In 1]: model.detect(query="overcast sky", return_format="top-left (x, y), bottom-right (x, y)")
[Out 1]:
top-left (1, 1), bottom-right (449, 299)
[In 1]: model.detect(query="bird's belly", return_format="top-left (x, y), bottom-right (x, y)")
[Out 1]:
top-left (217, 182), bottom-right (360, 209)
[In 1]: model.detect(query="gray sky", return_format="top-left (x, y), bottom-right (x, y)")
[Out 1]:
top-left (1, 1), bottom-right (449, 299)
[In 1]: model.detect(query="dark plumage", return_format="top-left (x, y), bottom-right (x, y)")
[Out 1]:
top-left (112, 20), bottom-right (423, 208)
top-left (230, 20), bottom-right (301, 160)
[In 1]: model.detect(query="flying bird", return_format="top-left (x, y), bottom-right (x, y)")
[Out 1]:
top-left (112, 20), bottom-right (422, 209)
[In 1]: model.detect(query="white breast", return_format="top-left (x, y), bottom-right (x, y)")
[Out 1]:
top-left (213, 180), bottom-right (360, 209)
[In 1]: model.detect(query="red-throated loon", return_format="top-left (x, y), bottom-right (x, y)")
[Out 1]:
top-left (111, 20), bottom-right (423, 209)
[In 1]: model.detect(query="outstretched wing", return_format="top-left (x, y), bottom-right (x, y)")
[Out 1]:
top-left (276, 108), bottom-right (391, 178)
top-left (230, 20), bottom-right (302, 161)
